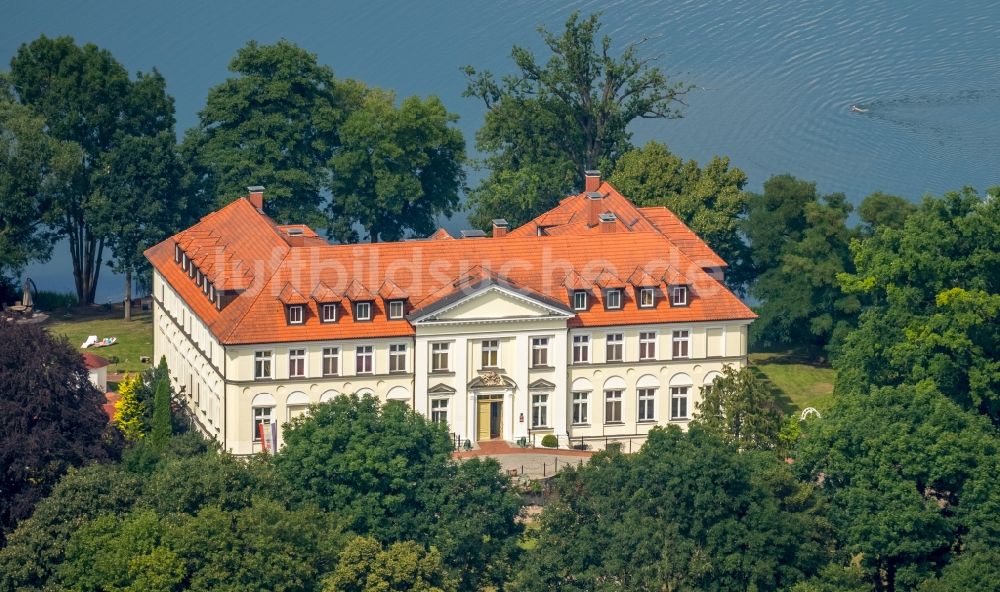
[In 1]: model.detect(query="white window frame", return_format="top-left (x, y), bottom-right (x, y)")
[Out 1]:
top-left (388, 300), bottom-right (405, 319)
top-left (604, 389), bottom-right (623, 424)
top-left (672, 285), bottom-right (688, 306)
top-left (572, 391), bottom-right (589, 425)
top-left (431, 398), bottom-right (449, 424)
top-left (254, 350), bottom-right (273, 380)
top-left (605, 288), bottom-right (622, 310)
top-left (531, 393), bottom-right (549, 428)
top-left (573, 290), bottom-right (588, 311)
top-left (672, 329), bottom-right (691, 359)
top-left (288, 348), bottom-right (307, 378)
top-left (605, 333), bottom-right (623, 362)
top-left (531, 337), bottom-right (549, 368)
top-left (252, 406), bottom-right (273, 442)
top-left (355, 301), bottom-right (372, 321)
top-left (321, 303), bottom-right (337, 323)
top-left (572, 334), bottom-right (590, 364)
top-left (671, 386), bottom-right (689, 420)
top-left (356, 345), bottom-right (374, 375)
top-left (481, 339), bottom-right (500, 369)
top-left (431, 342), bottom-right (450, 373)
top-left (639, 331), bottom-right (658, 361)
top-left (639, 287), bottom-right (655, 308)
top-left (638, 387), bottom-right (657, 422)
top-left (322, 347), bottom-right (339, 376)
top-left (389, 343), bottom-right (407, 373)
top-left (287, 305), bottom-right (304, 325)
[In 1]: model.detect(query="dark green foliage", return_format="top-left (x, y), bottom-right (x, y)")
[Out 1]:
top-left (8, 35), bottom-right (175, 304)
top-left (836, 188), bottom-right (1000, 421)
top-left (857, 191), bottom-right (916, 234)
top-left (276, 395), bottom-right (453, 538)
top-left (324, 536), bottom-right (457, 592)
top-left (540, 434), bottom-right (558, 448)
top-left (0, 464), bottom-right (142, 592)
top-left (0, 86), bottom-right (80, 279)
top-left (464, 12), bottom-right (691, 229)
top-left (277, 395), bottom-right (522, 591)
top-left (0, 322), bottom-right (116, 542)
top-left (793, 384), bottom-right (1000, 591)
top-left (693, 365), bottom-right (784, 450)
top-left (608, 141), bottom-right (752, 291)
top-left (516, 426), bottom-right (828, 591)
top-left (185, 40), bottom-right (362, 225)
top-left (746, 175), bottom-right (860, 355)
top-left (326, 91), bottom-right (466, 242)
top-left (149, 376), bottom-right (172, 451)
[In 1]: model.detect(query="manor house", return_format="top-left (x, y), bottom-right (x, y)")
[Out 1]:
top-left (145, 172), bottom-right (755, 454)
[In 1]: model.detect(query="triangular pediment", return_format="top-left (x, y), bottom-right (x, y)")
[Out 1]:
top-left (411, 283), bottom-right (572, 323)
top-left (428, 383), bottom-right (456, 395)
top-left (528, 378), bottom-right (556, 390)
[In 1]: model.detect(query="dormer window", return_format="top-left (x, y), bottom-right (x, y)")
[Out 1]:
top-left (388, 300), bottom-right (405, 319)
top-left (671, 286), bottom-right (689, 306)
top-left (195, 270), bottom-right (203, 287)
top-left (174, 245), bottom-right (181, 263)
top-left (209, 285), bottom-right (216, 303)
top-left (573, 290), bottom-right (588, 311)
top-left (639, 287), bottom-right (655, 308)
top-left (355, 301), bottom-right (372, 321)
top-left (182, 253), bottom-right (189, 272)
top-left (605, 289), bottom-right (622, 310)
top-left (321, 303), bottom-right (337, 323)
top-left (287, 305), bottom-right (304, 325)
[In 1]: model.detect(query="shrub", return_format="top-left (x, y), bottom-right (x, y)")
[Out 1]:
top-left (33, 290), bottom-right (76, 311)
top-left (540, 434), bottom-right (558, 448)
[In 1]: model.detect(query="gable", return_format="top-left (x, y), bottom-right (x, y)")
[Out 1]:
top-left (415, 285), bottom-right (572, 323)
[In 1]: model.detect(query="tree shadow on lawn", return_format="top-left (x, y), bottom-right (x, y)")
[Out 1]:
top-left (749, 364), bottom-right (797, 415)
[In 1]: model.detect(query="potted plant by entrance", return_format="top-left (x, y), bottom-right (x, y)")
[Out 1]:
top-left (541, 434), bottom-right (558, 448)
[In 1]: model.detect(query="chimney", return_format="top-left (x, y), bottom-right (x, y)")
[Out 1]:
top-left (584, 169), bottom-right (601, 193)
top-left (492, 218), bottom-right (509, 238)
top-left (599, 212), bottom-right (617, 233)
top-left (587, 191), bottom-right (603, 227)
top-left (247, 185), bottom-right (265, 210)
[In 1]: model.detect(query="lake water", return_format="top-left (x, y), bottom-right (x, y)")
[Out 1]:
top-left (4, 0), bottom-right (999, 301)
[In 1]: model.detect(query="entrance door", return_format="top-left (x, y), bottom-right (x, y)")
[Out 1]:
top-left (489, 401), bottom-right (502, 439)
top-left (477, 398), bottom-right (503, 440)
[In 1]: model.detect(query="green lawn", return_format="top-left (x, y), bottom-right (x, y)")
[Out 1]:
top-left (749, 352), bottom-right (836, 416)
top-left (45, 308), bottom-right (154, 374)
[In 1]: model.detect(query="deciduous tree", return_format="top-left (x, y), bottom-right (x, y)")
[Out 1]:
top-left (325, 537), bottom-right (457, 592)
top-left (186, 40), bottom-right (363, 225)
top-left (609, 141), bottom-right (751, 291)
top-left (327, 91), bottom-right (465, 242)
top-left (516, 426), bottom-right (828, 591)
top-left (836, 188), bottom-right (1000, 421)
top-left (693, 365), bottom-right (784, 450)
top-left (0, 322), bottom-right (116, 541)
top-left (793, 384), bottom-right (1000, 592)
top-left (8, 36), bottom-right (175, 304)
top-left (0, 84), bottom-right (81, 283)
top-left (464, 12), bottom-right (691, 228)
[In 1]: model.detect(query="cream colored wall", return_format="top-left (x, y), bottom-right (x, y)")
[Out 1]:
top-left (561, 321), bottom-right (750, 449)
top-left (153, 271), bottom-right (226, 444)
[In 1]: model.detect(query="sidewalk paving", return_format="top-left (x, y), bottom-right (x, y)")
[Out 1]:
top-left (453, 440), bottom-right (594, 479)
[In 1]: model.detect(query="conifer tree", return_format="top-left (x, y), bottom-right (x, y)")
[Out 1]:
top-left (149, 378), bottom-right (171, 451)
top-left (113, 374), bottom-right (145, 442)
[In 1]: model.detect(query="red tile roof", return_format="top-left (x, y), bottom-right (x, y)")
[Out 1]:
top-left (507, 182), bottom-right (727, 268)
top-left (146, 185), bottom-right (754, 346)
top-left (82, 353), bottom-right (111, 369)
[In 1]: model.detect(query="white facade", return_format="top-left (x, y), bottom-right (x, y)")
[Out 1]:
top-left (155, 272), bottom-right (748, 455)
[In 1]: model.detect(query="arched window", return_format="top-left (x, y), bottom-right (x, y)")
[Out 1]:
top-left (286, 391), bottom-right (310, 421)
top-left (356, 387), bottom-right (375, 398)
top-left (668, 373), bottom-right (693, 420)
top-left (386, 386), bottom-right (410, 403)
top-left (251, 393), bottom-right (276, 442)
top-left (636, 374), bottom-right (659, 422)
top-left (571, 378), bottom-right (593, 425)
top-left (319, 389), bottom-right (339, 403)
top-left (603, 376), bottom-right (626, 424)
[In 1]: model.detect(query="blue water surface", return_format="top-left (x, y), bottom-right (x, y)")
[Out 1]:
top-left (3, 0), bottom-right (998, 300)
